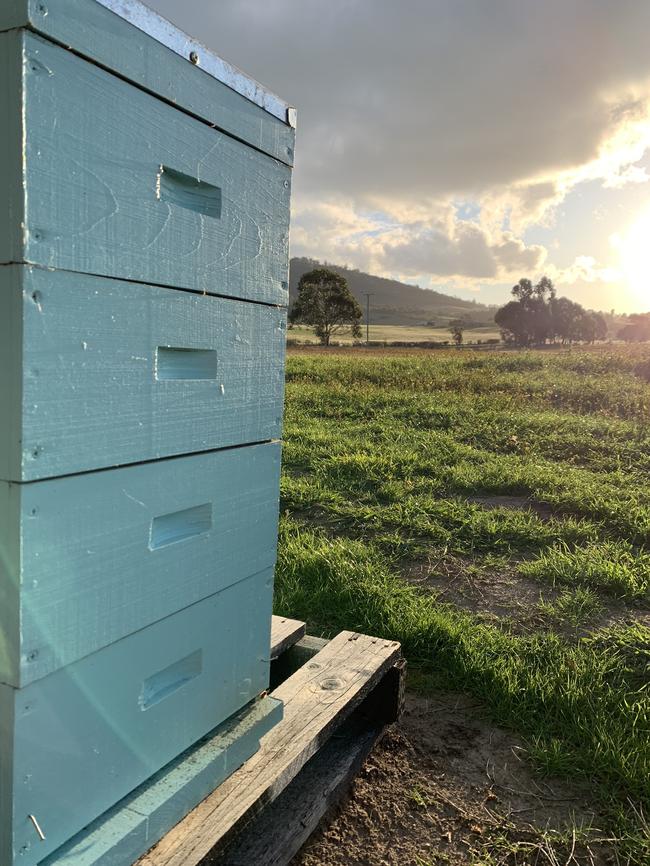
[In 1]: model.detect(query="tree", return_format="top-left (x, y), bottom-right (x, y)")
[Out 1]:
top-left (618, 313), bottom-right (650, 342)
top-left (495, 276), bottom-right (608, 346)
top-left (448, 319), bottom-right (465, 346)
top-left (495, 300), bottom-right (536, 345)
top-left (511, 275), bottom-right (556, 306)
top-left (581, 311), bottom-right (607, 343)
top-left (289, 268), bottom-right (362, 346)
top-left (551, 297), bottom-right (584, 343)
top-left (499, 276), bottom-right (556, 345)
top-left (511, 277), bottom-right (535, 305)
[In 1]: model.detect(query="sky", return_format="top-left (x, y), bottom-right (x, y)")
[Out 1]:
top-left (148, 0), bottom-right (650, 313)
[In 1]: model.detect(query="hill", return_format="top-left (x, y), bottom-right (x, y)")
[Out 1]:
top-left (289, 257), bottom-right (497, 327)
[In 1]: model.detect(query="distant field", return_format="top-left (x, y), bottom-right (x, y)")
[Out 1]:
top-left (276, 344), bottom-right (650, 864)
top-left (287, 323), bottom-right (501, 344)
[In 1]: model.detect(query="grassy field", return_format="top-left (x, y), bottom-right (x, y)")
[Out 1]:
top-left (275, 344), bottom-right (650, 864)
top-left (287, 323), bottom-right (502, 344)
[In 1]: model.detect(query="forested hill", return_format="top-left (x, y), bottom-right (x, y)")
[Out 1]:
top-left (289, 257), bottom-right (496, 326)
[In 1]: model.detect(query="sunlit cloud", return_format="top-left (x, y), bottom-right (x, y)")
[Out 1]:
top-left (291, 197), bottom-right (547, 282)
top-left (548, 256), bottom-right (621, 286)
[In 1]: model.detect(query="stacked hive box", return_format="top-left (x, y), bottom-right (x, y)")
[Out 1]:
top-left (0, 1), bottom-right (293, 863)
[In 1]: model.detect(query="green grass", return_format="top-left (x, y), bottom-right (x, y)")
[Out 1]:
top-left (537, 587), bottom-right (604, 627)
top-left (521, 540), bottom-right (650, 600)
top-left (275, 345), bottom-right (650, 862)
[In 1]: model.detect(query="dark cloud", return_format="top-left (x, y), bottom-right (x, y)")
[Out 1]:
top-left (148, 0), bottom-right (650, 202)
top-left (374, 224), bottom-right (545, 279)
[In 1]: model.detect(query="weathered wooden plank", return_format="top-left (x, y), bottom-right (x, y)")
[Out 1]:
top-left (270, 634), bottom-right (330, 690)
top-left (41, 697), bottom-right (283, 866)
top-left (270, 617), bottom-right (307, 661)
top-left (138, 632), bottom-right (401, 866)
top-left (219, 658), bottom-right (406, 866)
top-left (0, 570), bottom-right (275, 866)
top-left (218, 719), bottom-right (382, 866)
top-left (0, 0), bottom-right (294, 165)
top-left (0, 443), bottom-right (281, 687)
top-left (0, 266), bottom-right (286, 482)
top-left (3, 32), bottom-right (291, 305)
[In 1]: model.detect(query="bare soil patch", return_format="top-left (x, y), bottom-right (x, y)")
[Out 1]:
top-left (401, 556), bottom-right (548, 629)
top-left (293, 693), bottom-right (614, 866)
top-left (465, 494), bottom-right (555, 521)
top-left (401, 554), bottom-right (650, 639)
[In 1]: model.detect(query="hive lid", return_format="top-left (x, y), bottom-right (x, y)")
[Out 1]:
top-left (95, 0), bottom-right (295, 126)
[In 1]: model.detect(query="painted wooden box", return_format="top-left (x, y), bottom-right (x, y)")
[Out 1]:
top-left (0, 22), bottom-right (293, 304)
top-left (0, 266), bottom-right (286, 482)
top-left (0, 569), bottom-right (275, 866)
top-left (0, 443), bottom-right (281, 687)
top-left (0, 0), bottom-right (294, 862)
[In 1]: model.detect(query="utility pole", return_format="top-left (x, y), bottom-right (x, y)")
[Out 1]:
top-left (363, 292), bottom-right (373, 344)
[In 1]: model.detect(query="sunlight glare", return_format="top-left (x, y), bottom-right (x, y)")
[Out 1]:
top-left (619, 204), bottom-right (650, 302)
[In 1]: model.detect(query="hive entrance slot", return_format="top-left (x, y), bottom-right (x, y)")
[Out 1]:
top-left (149, 503), bottom-right (213, 549)
top-left (139, 650), bottom-right (203, 710)
top-left (156, 166), bottom-right (222, 218)
top-left (155, 347), bottom-right (218, 380)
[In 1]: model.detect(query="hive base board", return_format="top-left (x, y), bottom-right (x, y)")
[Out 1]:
top-left (39, 696), bottom-right (283, 866)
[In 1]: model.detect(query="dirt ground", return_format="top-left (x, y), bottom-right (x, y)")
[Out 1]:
top-left (293, 693), bottom-right (616, 866)
top-left (287, 493), bottom-right (648, 865)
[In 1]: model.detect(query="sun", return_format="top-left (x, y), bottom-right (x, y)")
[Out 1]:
top-left (618, 204), bottom-right (650, 302)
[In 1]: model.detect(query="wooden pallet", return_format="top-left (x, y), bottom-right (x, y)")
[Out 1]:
top-left (137, 617), bottom-right (404, 866)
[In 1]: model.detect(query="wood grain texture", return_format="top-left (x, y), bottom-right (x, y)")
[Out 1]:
top-left (1, 266), bottom-right (286, 482)
top-left (0, 0), bottom-right (294, 165)
top-left (139, 632), bottom-right (402, 866)
top-left (41, 697), bottom-right (283, 866)
top-left (270, 617), bottom-right (307, 661)
top-left (0, 443), bottom-right (282, 687)
top-left (219, 720), bottom-right (381, 866)
top-left (0, 570), bottom-right (275, 866)
top-left (0, 33), bottom-right (23, 264)
top-left (4, 32), bottom-right (291, 305)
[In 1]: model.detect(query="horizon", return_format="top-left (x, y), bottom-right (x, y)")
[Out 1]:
top-left (148, 0), bottom-right (650, 314)
top-left (289, 256), bottom-right (630, 317)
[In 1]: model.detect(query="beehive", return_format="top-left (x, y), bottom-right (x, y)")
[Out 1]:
top-left (0, 1), bottom-right (293, 862)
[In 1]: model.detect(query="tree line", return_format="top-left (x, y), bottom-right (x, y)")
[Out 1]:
top-left (289, 266), bottom-right (650, 347)
top-left (495, 277), bottom-right (608, 346)
top-left (618, 313), bottom-right (650, 342)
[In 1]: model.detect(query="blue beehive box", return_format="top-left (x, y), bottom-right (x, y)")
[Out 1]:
top-left (0, 1), bottom-right (294, 862)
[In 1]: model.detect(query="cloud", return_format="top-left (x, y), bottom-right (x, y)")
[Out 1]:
top-left (149, 1), bottom-right (650, 195)
top-left (148, 0), bottom-right (650, 295)
top-left (548, 255), bottom-right (621, 285)
top-left (291, 199), bottom-right (546, 281)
